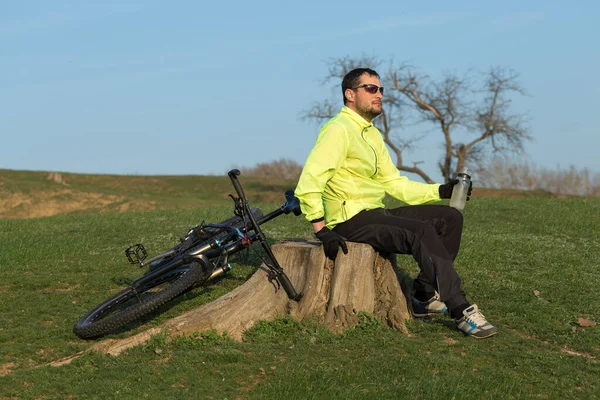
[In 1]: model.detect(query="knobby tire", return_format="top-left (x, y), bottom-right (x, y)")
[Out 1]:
top-left (73, 261), bottom-right (205, 339)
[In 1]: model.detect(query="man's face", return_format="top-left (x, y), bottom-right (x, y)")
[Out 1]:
top-left (345, 74), bottom-right (383, 121)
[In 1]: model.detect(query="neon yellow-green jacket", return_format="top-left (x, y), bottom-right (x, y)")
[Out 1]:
top-left (295, 106), bottom-right (441, 229)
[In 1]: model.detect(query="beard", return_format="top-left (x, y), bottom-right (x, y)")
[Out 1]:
top-left (356, 102), bottom-right (382, 122)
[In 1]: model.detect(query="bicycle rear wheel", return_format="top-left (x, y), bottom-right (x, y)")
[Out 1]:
top-left (73, 260), bottom-right (207, 339)
top-left (74, 208), bottom-right (263, 339)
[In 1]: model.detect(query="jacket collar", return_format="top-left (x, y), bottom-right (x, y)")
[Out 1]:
top-left (340, 106), bottom-right (374, 129)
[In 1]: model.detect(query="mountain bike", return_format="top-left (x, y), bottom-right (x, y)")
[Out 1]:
top-left (74, 169), bottom-right (303, 339)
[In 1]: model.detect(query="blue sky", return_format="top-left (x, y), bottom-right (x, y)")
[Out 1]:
top-left (1, 1), bottom-right (598, 183)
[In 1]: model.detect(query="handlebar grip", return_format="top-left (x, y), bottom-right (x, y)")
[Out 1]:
top-left (227, 169), bottom-right (246, 199)
top-left (278, 272), bottom-right (303, 301)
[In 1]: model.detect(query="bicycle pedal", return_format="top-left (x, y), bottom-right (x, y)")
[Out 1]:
top-left (125, 243), bottom-right (147, 265)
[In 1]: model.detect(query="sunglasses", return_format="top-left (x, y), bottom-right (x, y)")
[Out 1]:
top-left (352, 84), bottom-right (384, 95)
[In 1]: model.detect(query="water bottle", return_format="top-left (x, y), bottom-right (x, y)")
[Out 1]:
top-left (449, 168), bottom-right (471, 212)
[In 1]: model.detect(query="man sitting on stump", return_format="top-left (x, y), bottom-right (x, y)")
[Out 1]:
top-left (295, 67), bottom-right (497, 339)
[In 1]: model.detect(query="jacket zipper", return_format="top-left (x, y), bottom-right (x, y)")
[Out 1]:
top-left (361, 127), bottom-right (378, 177)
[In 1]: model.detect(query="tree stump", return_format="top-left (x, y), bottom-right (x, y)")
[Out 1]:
top-left (65, 239), bottom-right (413, 359)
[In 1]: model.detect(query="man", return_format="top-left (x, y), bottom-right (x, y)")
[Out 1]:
top-left (295, 68), bottom-right (497, 338)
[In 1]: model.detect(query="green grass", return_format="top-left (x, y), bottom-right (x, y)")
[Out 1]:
top-left (1, 196), bottom-right (599, 399)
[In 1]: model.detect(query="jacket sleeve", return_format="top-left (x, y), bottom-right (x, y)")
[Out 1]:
top-left (374, 134), bottom-right (441, 205)
top-left (295, 123), bottom-right (348, 222)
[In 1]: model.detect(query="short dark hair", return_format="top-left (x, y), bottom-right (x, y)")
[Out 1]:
top-left (341, 68), bottom-right (380, 105)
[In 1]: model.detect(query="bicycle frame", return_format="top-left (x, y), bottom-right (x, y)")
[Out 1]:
top-left (125, 169), bottom-right (303, 301)
top-left (74, 169), bottom-right (304, 340)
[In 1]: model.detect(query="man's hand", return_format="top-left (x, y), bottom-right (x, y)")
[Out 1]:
top-left (438, 179), bottom-right (473, 200)
top-left (315, 227), bottom-right (348, 260)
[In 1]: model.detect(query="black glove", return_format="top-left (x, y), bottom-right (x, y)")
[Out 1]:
top-left (315, 227), bottom-right (348, 260)
top-left (438, 179), bottom-right (473, 200)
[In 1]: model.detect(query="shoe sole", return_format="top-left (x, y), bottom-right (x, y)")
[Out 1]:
top-left (411, 310), bottom-right (447, 318)
top-left (466, 329), bottom-right (499, 339)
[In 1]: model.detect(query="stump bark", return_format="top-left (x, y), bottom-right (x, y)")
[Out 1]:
top-left (166, 239), bottom-right (411, 337)
top-left (59, 239), bottom-right (413, 360)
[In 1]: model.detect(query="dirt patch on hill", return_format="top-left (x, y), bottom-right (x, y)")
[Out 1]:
top-left (0, 362), bottom-right (16, 377)
top-left (0, 189), bottom-right (157, 219)
top-left (0, 186), bottom-right (555, 220)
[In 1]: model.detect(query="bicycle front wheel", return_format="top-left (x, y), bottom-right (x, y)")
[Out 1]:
top-left (73, 260), bottom-right (207, 339)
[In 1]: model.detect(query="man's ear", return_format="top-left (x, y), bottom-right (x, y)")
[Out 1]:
top-left (344, 88), bottom-right (355, 103)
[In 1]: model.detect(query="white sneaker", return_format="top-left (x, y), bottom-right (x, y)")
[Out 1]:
top-left (411, 292), bottom-right (448, 317)
top-left (456, 304), bottom-right (498, 338)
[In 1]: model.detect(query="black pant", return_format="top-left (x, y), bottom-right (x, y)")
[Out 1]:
top-left (332, 205), bottom-right (468, 311)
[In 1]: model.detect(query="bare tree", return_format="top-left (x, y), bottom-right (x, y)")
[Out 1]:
top-left (302, 56), bottom-right (530, 183)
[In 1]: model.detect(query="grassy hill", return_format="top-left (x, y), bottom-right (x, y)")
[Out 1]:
top-left (0, 169), bottom-right (559, 220)
top-left (0, 169), bottom-right (297, 219)
top-left (1, 169), bottom-right (598, 398)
